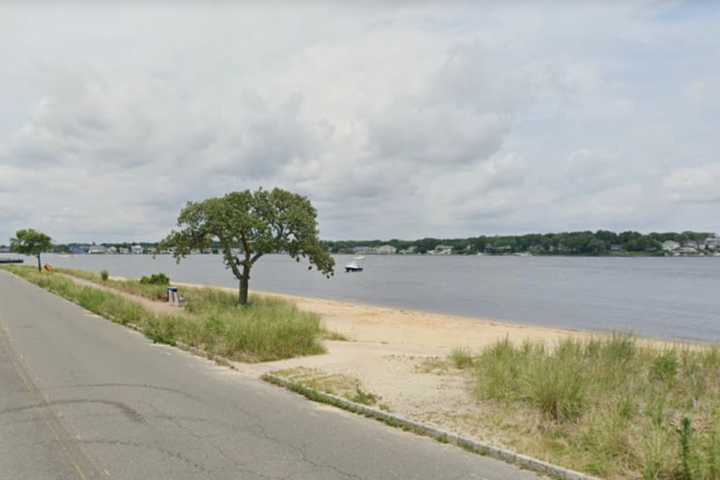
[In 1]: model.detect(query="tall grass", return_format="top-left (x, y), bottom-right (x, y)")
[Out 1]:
top-left (5, 266), bottom-right (325, 362)
top-left (449, 347), bottom-right (474, 369)
top-left (178, 288), bottom-right (326, 361)
top-left (465, 335), bottom-right (720, 478)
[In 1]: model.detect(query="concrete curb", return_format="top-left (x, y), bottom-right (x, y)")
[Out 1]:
top-left (262, 373), bottom-right (601, 480)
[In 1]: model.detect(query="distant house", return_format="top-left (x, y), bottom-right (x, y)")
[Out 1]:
top-left (107, 246), bottom-right (118, 254)
top-left (556, 244), bottom-right (572, 254)
top-left (131, 245), bottom-right (144, 255)
top-left (528, 245), bottom-right (545, 254)
top-left (662, 241), bottom-right (680, 252)
top-left (352, 246), bottom-right (373, 255)
top-left (486, 245), bottom-right (512, 254)
top-left (430, 245), bottom-right (453, 255)
top-left (375, 245), bottom-right (397, 255)
top-left (704, 235), bottom-right (720, 250)
top-left (118, 247), bottom-right (130, 254)
top-left (88, 246), bottom-right (107, 255)
top-left (69, 245), bottom-right (89, 254)
top-left (610, 244), bottom-right (624, 252)
top-left (0, 245), bottom-right (9, 254)
top-left (399, 246), bottom-right (417, 254)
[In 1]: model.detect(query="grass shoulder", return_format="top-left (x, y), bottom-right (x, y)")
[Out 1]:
top-left (3, 265), bottom-right (329, 362)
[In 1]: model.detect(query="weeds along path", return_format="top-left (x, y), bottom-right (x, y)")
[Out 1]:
top-left (14, 267), bottom-right (326, 362)
top-left (57, 273), bottom-right (185, 316)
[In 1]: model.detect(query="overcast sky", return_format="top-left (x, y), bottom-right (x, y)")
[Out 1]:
top-left (1, 1), bottom-right (719, 243)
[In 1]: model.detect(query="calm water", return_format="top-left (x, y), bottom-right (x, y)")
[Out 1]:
top-left (28, 254), bottom-right (720, 342)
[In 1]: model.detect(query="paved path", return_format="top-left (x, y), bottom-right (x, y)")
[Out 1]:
top-left (0, 270), bottom-right (539, 480)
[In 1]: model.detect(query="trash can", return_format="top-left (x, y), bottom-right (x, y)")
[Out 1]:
top-left (168, 287), bottom-right (179, 306)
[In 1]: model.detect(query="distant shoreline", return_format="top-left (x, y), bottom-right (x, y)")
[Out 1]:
top-left (14, 251), bottom-right (720, 259)
top-left (4, 230), bottom-right (719, 258)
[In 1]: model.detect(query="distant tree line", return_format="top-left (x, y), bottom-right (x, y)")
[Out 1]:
top-left (6, 230), bottom-right (715, 258)
top-left (321, 231), bottom-right (714, 256)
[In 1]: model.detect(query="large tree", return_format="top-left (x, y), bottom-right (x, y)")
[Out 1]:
top-left (163, 188), bottom-right (335, 305)
top-left (10, 229), bottom-right (52, 272)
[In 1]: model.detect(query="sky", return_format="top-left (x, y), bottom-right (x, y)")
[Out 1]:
top-left (1, 1), bottom-right (719, 243)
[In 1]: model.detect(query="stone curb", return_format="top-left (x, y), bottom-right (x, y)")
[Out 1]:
top-left (262, 373), bottom-right (601, 480)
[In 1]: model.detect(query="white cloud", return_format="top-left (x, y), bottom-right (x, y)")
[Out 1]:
top-left (664, 164), bottom-right (720, 204)
top-left (1, 1), bottom-right (720, 243)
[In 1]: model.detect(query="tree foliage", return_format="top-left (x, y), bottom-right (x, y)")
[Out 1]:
top-left (10, 228), bottom-right (52, 271)
top-left (162, 188), bottom-right (334, 305)
top-left (324, 230), bottom-right (715, 256)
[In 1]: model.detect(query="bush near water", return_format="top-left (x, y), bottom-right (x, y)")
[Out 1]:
top-left (140, 273), bottom-right (170, 285)
top-left (4, 265), bottom-right (326, 362)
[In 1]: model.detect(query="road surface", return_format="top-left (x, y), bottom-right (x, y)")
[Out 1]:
top-left (0, 270), bottom-right (539, 480)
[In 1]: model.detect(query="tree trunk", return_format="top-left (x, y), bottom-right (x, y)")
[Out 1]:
top-left (239, 268), bottom-right (250, 305)
top-left (37, 254), bottom-right (42, 272)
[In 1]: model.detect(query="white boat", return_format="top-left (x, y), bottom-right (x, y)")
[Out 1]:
top-left (345, 256), bottom-right (365, 272)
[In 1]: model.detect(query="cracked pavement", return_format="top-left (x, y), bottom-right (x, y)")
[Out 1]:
top-left (0, 271), bottom-right (539, 479)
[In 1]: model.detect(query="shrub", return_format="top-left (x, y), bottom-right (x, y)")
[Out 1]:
top-left (140, 273), bottom-right (170, 285)
top-left (650, 349), bottom-right (679, 383)
top-left (449, 347), bottom-right (474, 369)
top-left (100, 270), bottom-right (109, 282)
top-left (351, 387), bottom-right (379, 405)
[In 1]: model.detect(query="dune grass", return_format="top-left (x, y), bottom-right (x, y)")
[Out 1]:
top-left (454, 335), bottom-right (720, 479)
top-left (4, 265), bottom-right (326, 362)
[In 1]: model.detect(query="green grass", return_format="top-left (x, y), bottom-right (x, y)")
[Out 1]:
top-left (59, 267), bottom-right (343, 356)
top-left (460, 335), bottom-right (720, 479)
top-left (449, 347), bottom-right (474, 369)
top-left (4, 265), bottom-right (326, 362)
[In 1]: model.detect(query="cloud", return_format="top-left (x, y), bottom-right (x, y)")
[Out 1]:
top-left (1, 2), bottom-right (720, 243)
top-left (664, 164), bottom-right (720, 204)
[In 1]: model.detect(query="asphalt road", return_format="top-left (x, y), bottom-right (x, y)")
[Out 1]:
top-left (0, 270), bottom-right (539, 480)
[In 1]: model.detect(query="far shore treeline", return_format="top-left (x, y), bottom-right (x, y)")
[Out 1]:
top-left (324, 230), bottom-right (716, 256)
top-left (4, 230), bottom-right (716, 257)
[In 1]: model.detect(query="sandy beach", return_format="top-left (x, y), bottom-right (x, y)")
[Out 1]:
top-left (168, 282), bottom-right (594, 443)
top-left (174, 281), bottom-right (588, 352)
